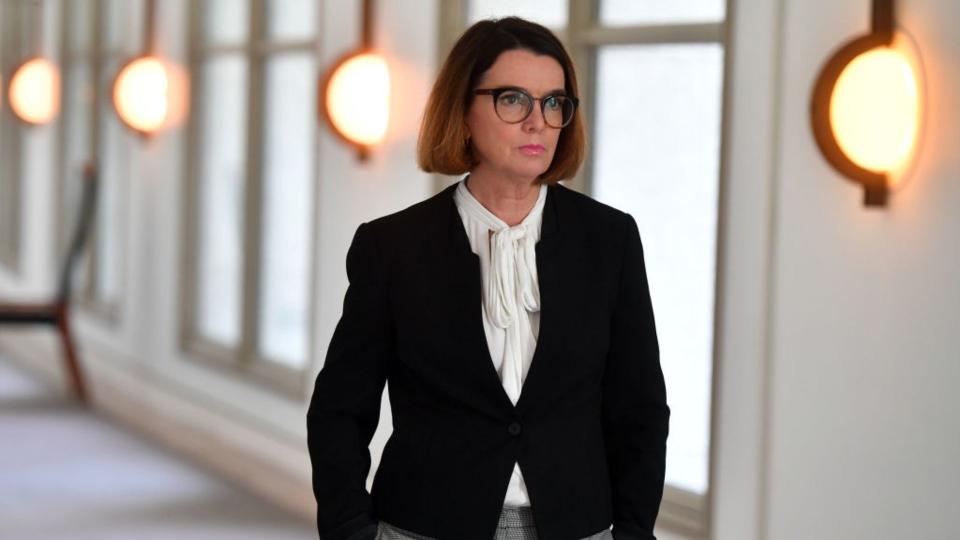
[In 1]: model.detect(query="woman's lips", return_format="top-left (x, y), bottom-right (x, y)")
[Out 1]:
top-left (519, 145), bottom-right (545, 156)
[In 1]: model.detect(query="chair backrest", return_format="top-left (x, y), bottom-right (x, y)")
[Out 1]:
top-left (55, 162), bottom-right (99, 303)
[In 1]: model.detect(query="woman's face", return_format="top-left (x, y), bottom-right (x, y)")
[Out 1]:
top-left (464, 49), bottom-right (566, 183)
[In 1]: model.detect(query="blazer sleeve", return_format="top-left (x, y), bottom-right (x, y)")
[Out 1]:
top-left (603, 212), bottom-right (671, 540)
top-left (307, 222), bottom-right (392, 540)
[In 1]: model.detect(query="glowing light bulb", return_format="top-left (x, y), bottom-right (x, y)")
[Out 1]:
top-left (113, 56), bottom-right (169, 134)
top-left (324, 53), bottom-right (390, 146)
top-left (8, 57), bottom-right (60, 125)
top-left (830, 47), bottom-right (920, 176)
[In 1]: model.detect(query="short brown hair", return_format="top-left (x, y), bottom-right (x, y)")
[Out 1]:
top-left (417, 17), bottom-right (587, 184)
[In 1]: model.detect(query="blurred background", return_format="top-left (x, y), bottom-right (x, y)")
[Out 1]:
top-left (0, 0), bottom-right (956, 539)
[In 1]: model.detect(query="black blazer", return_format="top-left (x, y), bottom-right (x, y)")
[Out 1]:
top-left (307, 180), bottom-right (669, 540)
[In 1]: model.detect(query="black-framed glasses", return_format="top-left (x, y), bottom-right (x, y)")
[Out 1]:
top-left (473, 87), bottom-right (579, 128)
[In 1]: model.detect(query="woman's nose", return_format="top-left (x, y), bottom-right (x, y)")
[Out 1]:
top-left (523, 105), bottom-right (546, 131)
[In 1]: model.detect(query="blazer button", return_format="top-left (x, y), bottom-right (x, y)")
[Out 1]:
top-left (507, 421), bottom-right (522, 436)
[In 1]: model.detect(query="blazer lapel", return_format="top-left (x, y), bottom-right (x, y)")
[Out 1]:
top-left (516, 187), bottom-right (564, 416)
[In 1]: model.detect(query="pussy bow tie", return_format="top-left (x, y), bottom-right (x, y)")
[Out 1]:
top-left (485, 224), bottom-right (540, 329)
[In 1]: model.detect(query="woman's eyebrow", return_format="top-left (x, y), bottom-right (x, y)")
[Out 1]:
top-left (501, 85), bottom-right (567, 95)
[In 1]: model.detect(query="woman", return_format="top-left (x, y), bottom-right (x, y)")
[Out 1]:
top-left (307, 16), bottom-right (669, 540)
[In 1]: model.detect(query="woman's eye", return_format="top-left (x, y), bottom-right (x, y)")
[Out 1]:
top-left (500, 92), bottom-right (523, 105)
top-left (545, 96), bottom-right (560, 109)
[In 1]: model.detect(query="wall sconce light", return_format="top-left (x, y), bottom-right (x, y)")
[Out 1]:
top-left (113, 0), bottom-right (182, 137)
top-left (810, 0), bottom-right (925, 207)
top-left (114, 56), bottom-right (169, 137)
top-left (319, 0), bottom-right (390, 161)
top-left (7, 1), bottom-right (60, 126)
top-left (8, 57), bottom-right (60, 125)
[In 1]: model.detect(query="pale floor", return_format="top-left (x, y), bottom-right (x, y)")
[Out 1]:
top-left (0, 352), bottom-right (695, 540)
top-left (0, 353), bottom-right (316, 540)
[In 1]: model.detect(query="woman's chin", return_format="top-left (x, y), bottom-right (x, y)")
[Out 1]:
top-left (476, 160), bottom-right (549, 181)
top-left (508, 162), bottom-right (549, 179)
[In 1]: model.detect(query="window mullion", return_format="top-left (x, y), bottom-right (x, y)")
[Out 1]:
top-left (0, 3), bottom-right (12, 269)
top-left (81, 0), bottom-right (106, 305)
top-left (429, 0), bottom-right (466, 194)
top-left (252, 40), bottom-right (314, 55)
top-left (240, 0), bottom-right (267, 369)
top-left (579, 21), bottom-right (725, 46)
top-left (566, 0), bottom-right (598, 195)
top-left (195, 43), bottom-right (252, 57)
top-left (180, 0), bottom-right (203, 351)
top-left (55, 0), bottom-right (68, 260)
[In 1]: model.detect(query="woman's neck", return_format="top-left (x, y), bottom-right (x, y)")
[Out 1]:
top-left (464, 171), bottom-right (541, 227)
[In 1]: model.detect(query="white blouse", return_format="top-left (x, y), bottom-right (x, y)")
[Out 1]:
top-left (453, 174), bottom-right (548, 508)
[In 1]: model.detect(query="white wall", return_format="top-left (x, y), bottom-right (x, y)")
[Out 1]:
top-left (715, 0), bottom-right (960, 539)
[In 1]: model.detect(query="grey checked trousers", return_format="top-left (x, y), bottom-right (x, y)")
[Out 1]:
top-left (375, 505), bottom-right (614, 540)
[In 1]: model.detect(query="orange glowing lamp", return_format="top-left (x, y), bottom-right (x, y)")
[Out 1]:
top-left (113, 56), bottom-right (170, 136)
top-left (110, 0), bottom-right (187, 138)
top-left (322, 53), bottom-right (391, 152)
top-left (810, 0), bottom-right (925, 207)
top-left (830, 49), bottom-right (919, 174)
top-left (319, 0), bottom-right (390, 161)
top-left (7, 57), bottom-right (60, 125)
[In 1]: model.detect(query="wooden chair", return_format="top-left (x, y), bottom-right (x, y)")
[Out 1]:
top-left (0, 162), bottom-right (99, 403)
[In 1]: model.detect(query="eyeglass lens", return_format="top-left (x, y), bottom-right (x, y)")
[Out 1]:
top-left (495, 90), bottom-right (574, 127)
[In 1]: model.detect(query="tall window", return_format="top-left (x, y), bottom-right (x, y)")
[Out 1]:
top-left (457, 1), bottom-right (728, 532)
top-left (468, 0), bottom-right (567, 29)
top-left (0, 1), bottom-right (26, 273)
top-left (57, 0), bottom-right (96, 265)
top-left (56, 0), bottom-right (138, 322)
top-left (183, 0), bottom-right (318, 395)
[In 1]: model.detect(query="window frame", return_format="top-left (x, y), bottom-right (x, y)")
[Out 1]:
top-left (0, 1), bottom-right (27, 275)
top-left (54, 0), bottom-right (137, 325)
top-left (55, 0), bottom-right (97, 266)
top-left (437, 1), bottom-right (730, 534)
top-left (180, 0), bottom-right (321, 399)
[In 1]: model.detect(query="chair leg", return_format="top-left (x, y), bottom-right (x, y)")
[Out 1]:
top-left (55, 306), bottom-right (88, 403)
